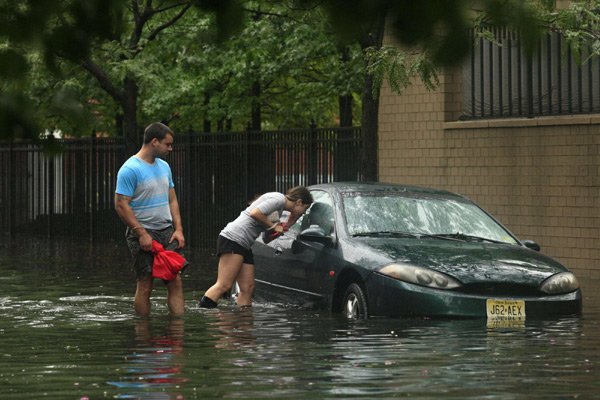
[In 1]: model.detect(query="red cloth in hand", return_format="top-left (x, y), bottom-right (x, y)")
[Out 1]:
top-left (151, 240), bottom-right (186, 281)
top-left (267, 222), bottom-right (289, 239)
top-left (267, 231), bottom-right (282, 239)
top-left (263, 222), bottom-right (286, 244)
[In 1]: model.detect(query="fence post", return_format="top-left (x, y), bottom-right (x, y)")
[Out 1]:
top-left (527, 54), bottom-right (533, 118)
top-left (47, 134), bottom-right (55, 237)
top-left (244, 123), bottom-right (250, 200)
top-left (308, 120), bottom-right (318, 185)
top-left (185, 127), bottom-right (192, 245)
top-left (90, 131), bottom-right (96, 241)
top-left (7, 141), bottom-right (12, 236)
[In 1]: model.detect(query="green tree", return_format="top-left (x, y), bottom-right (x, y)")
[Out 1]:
top-left (1, 0), bottom-right (563, 178)
top-left (157, 1), bottom-right (364, 132)
top-left (4, 0), bottom-right (364, 152)
top-left (0, 0), bottom-right (243, 154)
top-left (75, 1), bottom-right (194, 153)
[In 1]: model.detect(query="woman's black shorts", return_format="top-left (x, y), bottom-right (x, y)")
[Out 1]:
top-left (216, 235), bottom-right (254, 265)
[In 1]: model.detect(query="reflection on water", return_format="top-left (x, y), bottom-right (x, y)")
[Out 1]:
top-left (212, 308), bottom-right (256, 350)
top-left (108, 317), bottom-right (188, 398)
top-left (0, 235), bottom-right (599, 399)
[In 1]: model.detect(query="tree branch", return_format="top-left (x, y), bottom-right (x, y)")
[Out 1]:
top-left (129, 2), bottom-right (191, 58)
top-left (146, 3), bottom-right (191, 42)
top-left (132, 0), bottom-right (141, 26)
top-left (153, 1), bottom-right (191, 15)
top-left (242, 7), bottom-right (299, 23)
top-left (80, 60), bottom-right (123, 102)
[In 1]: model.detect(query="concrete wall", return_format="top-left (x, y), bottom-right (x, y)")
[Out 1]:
top-left (378, 29), bottom-right (600, 278)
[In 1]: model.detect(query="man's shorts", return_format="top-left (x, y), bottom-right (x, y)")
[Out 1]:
top-left (126, 226), bottom-right (188, 281)
top-left (216, 235), bottom-right (254, 265)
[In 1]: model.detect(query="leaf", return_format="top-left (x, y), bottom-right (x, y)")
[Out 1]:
top-left (0, 48), bottom-right (28, 80)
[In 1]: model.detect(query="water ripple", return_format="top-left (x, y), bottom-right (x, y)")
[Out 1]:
top-left (0, 238), bottom-right (599, 399)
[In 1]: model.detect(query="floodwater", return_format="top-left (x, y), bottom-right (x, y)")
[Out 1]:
top-left (0, 236), bottom-right (599, 399)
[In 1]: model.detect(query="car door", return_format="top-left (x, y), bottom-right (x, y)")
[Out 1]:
top-left (269, 190), bottom-right (337, 302)
top-left (252, 209), bottom-right (309, 299)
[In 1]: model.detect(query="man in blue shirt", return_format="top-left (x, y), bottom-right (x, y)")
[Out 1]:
top-left (115, 122), bottom-right (186, 315)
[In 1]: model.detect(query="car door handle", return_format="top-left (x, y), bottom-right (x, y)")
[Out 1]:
top-left (274, 247), bottom-right (282, 256)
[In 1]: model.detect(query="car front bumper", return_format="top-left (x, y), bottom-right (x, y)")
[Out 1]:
top-left (366, 273), bottom-right (583, 318)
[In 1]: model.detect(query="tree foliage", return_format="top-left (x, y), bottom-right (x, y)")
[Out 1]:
top-left (550, 0), bottom-right (600, 63)
top-left (365, 45), bottom-right (440, 98)
top-left (143, 3), bottom-right (364, 133)
top-left (4, 0), bottom-right (595, 174)
top-left (1, 0), bottom-right (366, 152)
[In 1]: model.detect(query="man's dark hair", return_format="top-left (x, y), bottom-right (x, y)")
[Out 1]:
top-left (143, 122), bottom-right (174, 144)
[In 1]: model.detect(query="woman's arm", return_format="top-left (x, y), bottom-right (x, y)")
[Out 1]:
top-left (249, 208), bottom-right (284, 233)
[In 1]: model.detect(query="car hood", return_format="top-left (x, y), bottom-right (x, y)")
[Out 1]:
top-left (355, 238), bottom-right (568, 286)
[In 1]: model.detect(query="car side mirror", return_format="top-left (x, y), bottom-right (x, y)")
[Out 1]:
top-left (299, 225), bottom-right (334, 246)
top-left (522, 239), bottom-right (541, 252)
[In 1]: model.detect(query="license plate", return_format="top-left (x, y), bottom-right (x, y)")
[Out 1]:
top-left (486, 299), bottom-right (526, 321)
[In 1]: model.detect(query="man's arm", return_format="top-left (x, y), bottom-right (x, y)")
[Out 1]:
top-left (114, 193), bottom-right (153, 251)
top-left (168, 188), bottom-right (185, 249)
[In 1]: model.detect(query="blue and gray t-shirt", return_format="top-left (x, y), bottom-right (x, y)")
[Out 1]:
top-left (116, 156), bottom-right (174, 230)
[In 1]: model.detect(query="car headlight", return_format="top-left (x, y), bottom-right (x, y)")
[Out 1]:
top-left (378, 264), bottom-right (462, 290)
top-left (539, 272), bottom-right (579, 294)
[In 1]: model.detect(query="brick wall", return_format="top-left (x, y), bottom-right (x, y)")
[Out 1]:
top-left (379, 29), bottom-right (600, 278)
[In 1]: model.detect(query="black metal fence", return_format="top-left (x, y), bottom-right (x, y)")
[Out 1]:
top-left (463, 27), bottom-right (600, 119)
top-left (0, 126), bottom-right (361, 248)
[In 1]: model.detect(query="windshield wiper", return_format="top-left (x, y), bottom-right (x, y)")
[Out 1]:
top-left (428, 233), bottom-right (506, 244)
top-left (352, 231), bottom-right (507, 244)
top-left (352, 231), bottom-right (420, 238)
top-left (410, 233), bottom-right (465, 242)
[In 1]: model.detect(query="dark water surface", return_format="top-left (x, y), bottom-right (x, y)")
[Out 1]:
top-left (1, 236), bottom-right (599, 399)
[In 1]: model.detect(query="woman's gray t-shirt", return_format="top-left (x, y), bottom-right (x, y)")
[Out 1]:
top-left (220, 192), bottom-right (286, 249)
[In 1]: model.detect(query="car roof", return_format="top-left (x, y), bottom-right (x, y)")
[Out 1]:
top-left (308, 182), bottom-right (467, 200)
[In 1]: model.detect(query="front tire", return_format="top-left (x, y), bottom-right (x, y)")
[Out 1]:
top-left (342, 283), bottom-right (368, 319)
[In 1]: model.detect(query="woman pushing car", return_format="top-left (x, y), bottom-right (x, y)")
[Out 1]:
top-left (199, 186), bottom-right (313, 308)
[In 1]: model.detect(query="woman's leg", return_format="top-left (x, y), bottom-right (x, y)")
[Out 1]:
top-left (235, 263), bottom-right (255, 306)
top-left (203, 253), bottom-right (244, 303)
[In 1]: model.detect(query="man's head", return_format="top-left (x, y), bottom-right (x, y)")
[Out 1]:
top-left (143, 122), bottom-right (174, 160)
top-left (143, 122), bottom-right (173, 144)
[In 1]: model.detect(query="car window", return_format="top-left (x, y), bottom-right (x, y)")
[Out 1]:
top-left (342, 193), bottom-right (517, 244)
top-left (290, 190), bottom-right (335, 236)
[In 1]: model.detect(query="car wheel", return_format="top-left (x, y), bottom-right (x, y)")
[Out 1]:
top-left (342, 283), bottom-right (368, 319)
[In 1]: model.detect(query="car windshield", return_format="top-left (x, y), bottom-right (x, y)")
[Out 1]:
top-left (342, 192), bottom-right (517, 245)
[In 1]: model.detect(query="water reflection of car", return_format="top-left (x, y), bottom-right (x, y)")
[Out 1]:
top-left (251, 182), bottom-right (582, 320)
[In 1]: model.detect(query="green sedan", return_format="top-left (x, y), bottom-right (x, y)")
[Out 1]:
top-left (251, 182), bottom-right (582, 320)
